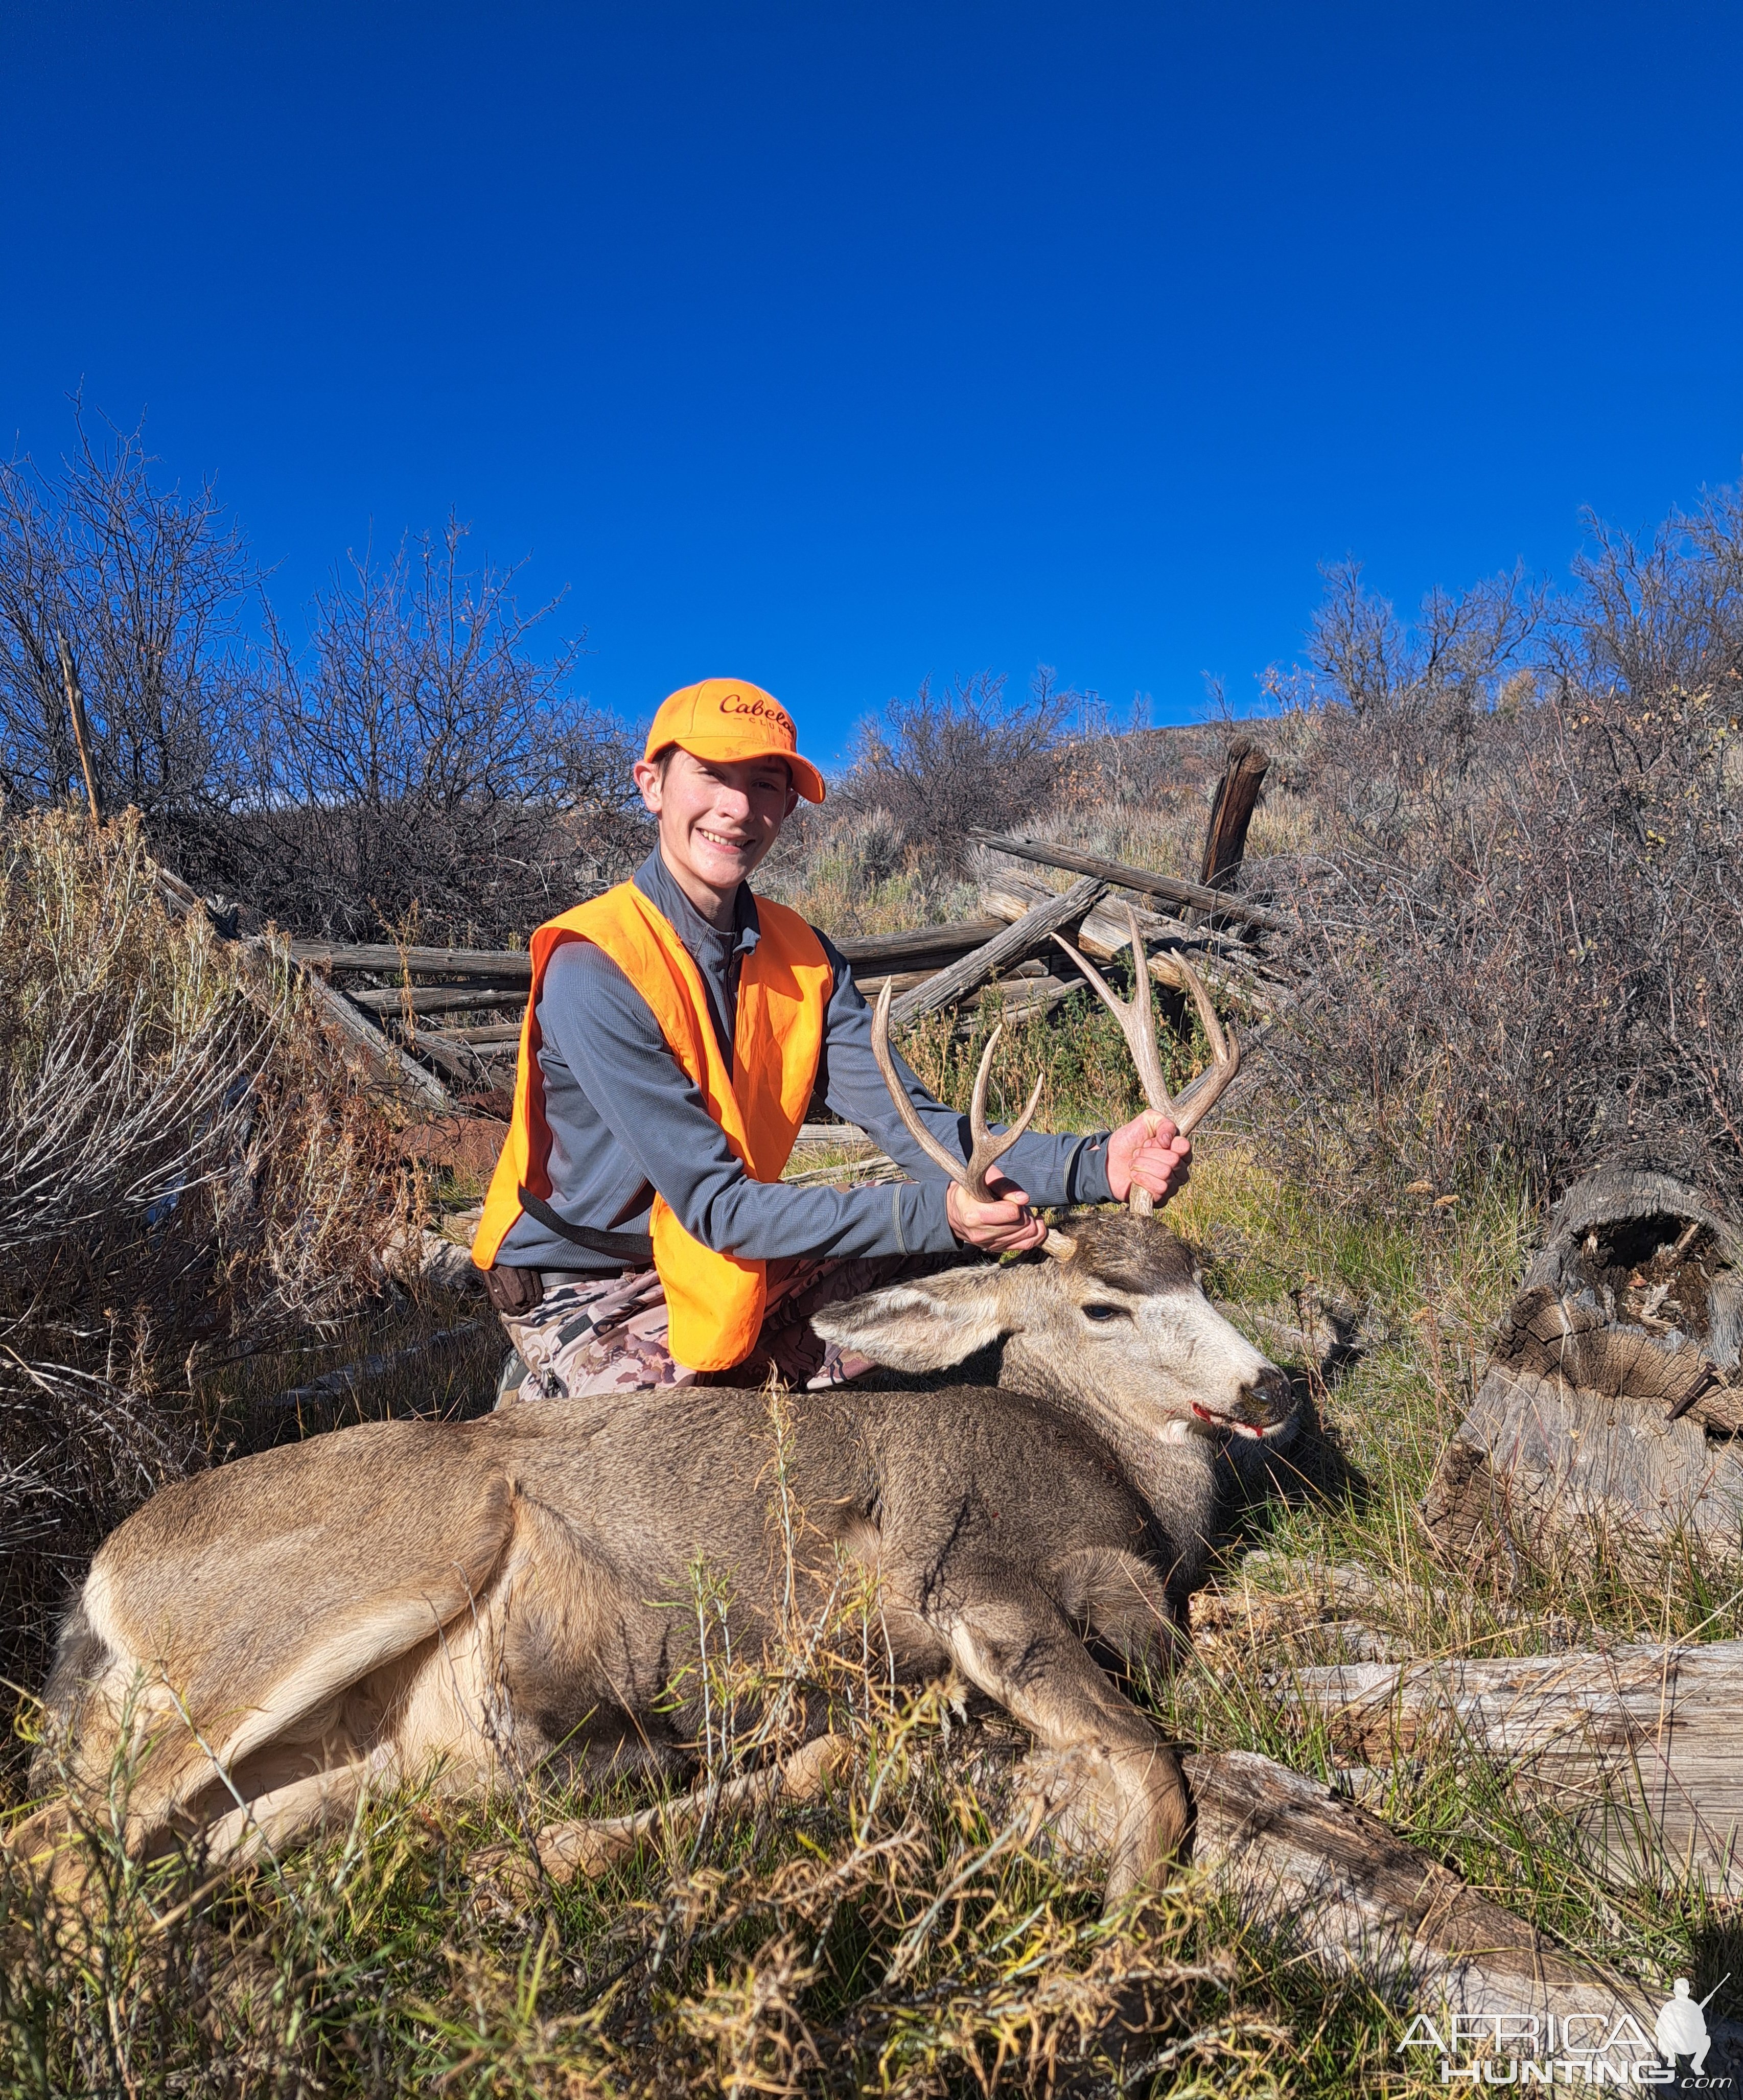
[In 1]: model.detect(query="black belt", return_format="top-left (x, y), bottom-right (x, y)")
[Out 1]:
top-left (516, 1185), bottom-right (655, 1265)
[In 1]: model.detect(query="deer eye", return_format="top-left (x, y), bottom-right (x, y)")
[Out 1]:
top-left (1081, 1302), bottom-right (1130, 1323)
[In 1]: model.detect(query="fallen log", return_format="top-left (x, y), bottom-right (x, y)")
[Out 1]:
top-left (980, 873), bottom-right (1272, 969)
top-left (979, 879), bottom-right (1285, 1014)
top-left (889, 877), bottom-right (1104, 1026)
top-left (348, 983), bottom-right (529, 1015)
top-left (153, 868), bottom-right (453, 1109)
top-left (968, 829), bottom-right (1287, 935)
top-left (290, 921), bottom-right (1005, 985)
top-left (1277, 1641), bottom-right (1743, 1896)
top-left (291, 941), bottom-right (533, 979)
top-left (389, 1023), bottom-right (489, 1087)
top-left (846, 968), bottom-right (935, 1001)
top-left (783, 1152), bottom-right (896, 1183)
top-left (423, 1022), bottom-right (522, 1047)
top-left (1185, 1747), bottom-right (1657, 2025)
top-left (794, 1122), bottom-right (873, 1147)
top-left (1428, 1366), bottom-right (1743, 1568)
top-left (479, 1732), bottom-right (1656, 2028)
top-left (956, 973), bottom-right (1084, 1032)
top-left (834, 918), bottom-right (1007, 971)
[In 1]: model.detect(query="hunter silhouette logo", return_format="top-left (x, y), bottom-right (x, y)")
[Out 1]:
top-left (1396, 1978), bottom-right (1733, 2086)
top-left (1657, 1977), bottom-right (1726, 2079)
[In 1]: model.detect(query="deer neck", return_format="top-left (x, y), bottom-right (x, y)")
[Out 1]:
top-left (995, 1339), bottom-right (1217, 1519)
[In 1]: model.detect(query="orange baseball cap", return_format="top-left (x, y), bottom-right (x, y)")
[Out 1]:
top-left (644, 678), bottom-right (826, 803)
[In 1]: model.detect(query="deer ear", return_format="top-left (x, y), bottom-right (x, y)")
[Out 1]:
top-left (810, 1265), bottom-right (1014, 1373)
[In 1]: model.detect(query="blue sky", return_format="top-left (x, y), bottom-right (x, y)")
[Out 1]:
top-left (5, 3), bottom-right (1741, 765)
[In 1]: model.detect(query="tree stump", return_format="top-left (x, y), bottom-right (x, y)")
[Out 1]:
top-left (1425, 1170), bottom-right (1743, 1577)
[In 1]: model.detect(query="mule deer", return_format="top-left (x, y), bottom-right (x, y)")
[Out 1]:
top-left (18, 939), bottom-right (1293, 1901)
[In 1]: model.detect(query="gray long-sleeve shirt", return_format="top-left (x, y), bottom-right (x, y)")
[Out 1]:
top-left (496, 848), bottom-right (1114, 1272)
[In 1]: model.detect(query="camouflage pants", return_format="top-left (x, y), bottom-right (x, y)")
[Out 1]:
top-left (495, 1249), bottom-right (947, 1403)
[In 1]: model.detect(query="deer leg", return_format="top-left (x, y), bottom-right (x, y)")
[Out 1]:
top-left (469, 1733), bottom-right (853, 1893)
top-left (7, 1752), bottom-right (379, 1902)
top-left (1053, 1546), bottom-right (1189, 1679)
top-left (934, 1574), bottom-right (1188, 1904)
top-left (189, 1758), bottom-right (373, 1872)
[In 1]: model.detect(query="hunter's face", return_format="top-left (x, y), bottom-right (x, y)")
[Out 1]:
top-left (635, 746), bottom-right (798, 905)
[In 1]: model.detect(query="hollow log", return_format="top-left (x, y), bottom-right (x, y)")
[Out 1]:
top-left (1276, 1641), bottom-right (1743, 1896)
top-left (1425, 1169), bottom-right (1743, 1574)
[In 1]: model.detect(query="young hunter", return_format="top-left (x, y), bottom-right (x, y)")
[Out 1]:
top-left (474, 679), bottom-right (1191, 1397)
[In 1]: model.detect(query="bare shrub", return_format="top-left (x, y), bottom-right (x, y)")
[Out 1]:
top-left (0, 403), bottom-right (641, 946)
top-left (1267, 525), bottom-right (1743, 1207)
top-left (836, 668), bottom-right (1077, 877)
top-left (0, 403), bottom-right (253, 833)
top-left (223, 519), bottom-right (643, 942)
top-left (0, 808), bottom-right (404, 1713)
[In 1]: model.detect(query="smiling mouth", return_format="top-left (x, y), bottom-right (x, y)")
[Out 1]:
top-left (696, 829), bottom-right (754, 853)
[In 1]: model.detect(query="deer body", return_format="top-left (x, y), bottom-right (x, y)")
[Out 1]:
top-left (30, 1215), bottom-right (1292, 1900)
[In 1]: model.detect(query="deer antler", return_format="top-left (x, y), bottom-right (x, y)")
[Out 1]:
top-left (870, 982), bottom-right (1076, 1259)
top-left (1052, 905), bottom-right (1240, 1215)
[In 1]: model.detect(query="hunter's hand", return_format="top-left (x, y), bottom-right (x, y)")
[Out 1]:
top-left (1106, 1112), bottom-right (1191, 1207)
top-left (946, 1174), bottom-right (1047, 1253)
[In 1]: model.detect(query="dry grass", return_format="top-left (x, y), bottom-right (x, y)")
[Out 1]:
top-left (0, 807), bottom-right (444, 1748)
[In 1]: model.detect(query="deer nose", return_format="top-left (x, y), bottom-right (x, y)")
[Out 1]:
top-left (1242, 1367), bottom-right (1295, 1429)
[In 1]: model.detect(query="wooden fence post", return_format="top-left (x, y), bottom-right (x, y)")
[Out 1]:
top-left (1198, 735), bottom-right (1269, 900)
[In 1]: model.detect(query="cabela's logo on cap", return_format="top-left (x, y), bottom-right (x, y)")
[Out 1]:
top-left (717, 690), bottom-right (796, 738)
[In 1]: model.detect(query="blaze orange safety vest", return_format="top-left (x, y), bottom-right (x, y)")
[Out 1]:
top-left (473, 881), bottom-right (833, 1372)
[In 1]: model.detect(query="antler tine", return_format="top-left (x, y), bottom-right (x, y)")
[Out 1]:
top-left (871, 981), bottom-right (1077, 1261)
top-left (964, 1024), bottom-right (1047, 1199)
top-left (1052, 907), bottom-right (1174, 1117)
top-left (870, 981), bottom-right (975, 1186)
top-left (1170, 957), bottom-right (1241, 1137)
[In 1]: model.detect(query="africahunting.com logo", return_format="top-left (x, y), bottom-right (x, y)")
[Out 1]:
top-left (1398, 1979), bottom-right (1731, 2088)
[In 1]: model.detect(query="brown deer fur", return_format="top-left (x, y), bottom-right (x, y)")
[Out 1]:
top-left (21, 1212), bottom-right (1293, 1902)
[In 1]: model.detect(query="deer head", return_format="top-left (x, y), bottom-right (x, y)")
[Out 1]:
top-left (817, 946), bottom-right (1294, 1450)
